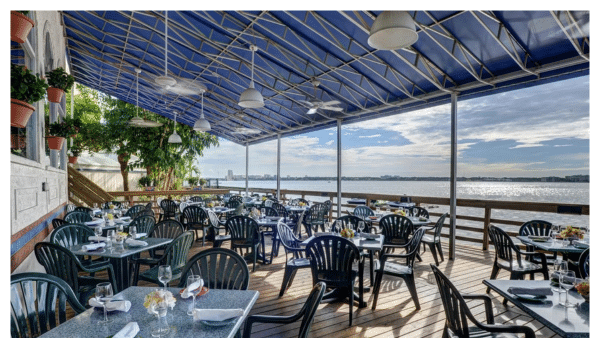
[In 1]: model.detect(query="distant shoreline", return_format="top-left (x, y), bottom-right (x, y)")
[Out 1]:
top-left (208, 177), bottom-right (589, 183)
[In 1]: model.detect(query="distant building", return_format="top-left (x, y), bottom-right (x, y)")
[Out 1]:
top-left (227, 170), bottom-right (234, 181)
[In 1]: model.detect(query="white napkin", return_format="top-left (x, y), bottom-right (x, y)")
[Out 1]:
top-left (113, 322), bottom-right (139, 338)
top-left (181, 281), bottom-right (202, 299)
top-left (88, 298), bottom-right (132, 312)
top-left (92, 208), bottom-right (102, 213)
top-left (88, 236), bottom-right (109, 242)
top-left (85, 219), bottom-right (104, 226)
top-left (125, 238), bottom-right (148, 247)
top-left (120, 216), bottom-right (131, 222)
top-left (81, 242), bottom-right (106, 251)
top-left (135, 233), bottom-right (147, 239)
top-left (193, 308), bottom-right (244, 322)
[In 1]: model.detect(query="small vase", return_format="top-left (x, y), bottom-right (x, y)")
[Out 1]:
top-left (47, 87), bottom-right (64, 103)
top-left (68, 156), bottom-right (78, 164)
top-left (11, 98), bottom-right (35, 128)
top-left (11, 11), bottom-right (35, 44)
top-left (47, 136), bottom-right (65, 150)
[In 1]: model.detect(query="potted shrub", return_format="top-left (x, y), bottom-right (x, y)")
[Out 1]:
top-left (187, 177), bottom-right (199, 187)
top-left (11, 63), bottom-right (48, 128)
top-left (11, 11), bottom-right (34, 44)
top-left (68, 144), bottom-right (82, 164)
top-left (46, 67), bottom-right (75, 103)
top-left (138, 176), bottom-right (155, 191)
top-left (46, 118), bottom-right (80, 150)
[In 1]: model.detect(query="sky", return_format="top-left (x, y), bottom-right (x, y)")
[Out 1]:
top-left (198, 75), bottom-right (589, 179)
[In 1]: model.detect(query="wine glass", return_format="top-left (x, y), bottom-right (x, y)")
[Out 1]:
top-left (158, 265), bottom-right (172, 292)
top-left (376, 206), bottom-right (381, 214)
top-left (559, 270), bottom-right (576, 307)
top-left (94, 225), bottom-right (104, 240)
top-left (324, 221), bottom-right (331, 233)
top-left (333, 221), bottom-right (341, 234)
top-left (358, 221), bottom-right (365, 238)
top-left (186, 274), bottom-right (203, 316)
top-left (106, 230), bottom-right (115, 252)
top-left (95, 282), bottom-right (113, 324)
top-left (261, 208), bottom-right (266, 219)
top-left (130, 226), bottom-right (137, 239)
top-left (552, 260), bottom-right (568, 291)
top-left (151, 298), bottom-right (169, 337)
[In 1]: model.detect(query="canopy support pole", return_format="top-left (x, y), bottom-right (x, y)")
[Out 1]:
top-left (277, 133), bottom-right (281, 200)
top-left (337, 119), bottom-right (342, 218)
top-left (449, 92), bottom-right (458, 260)
top-left (245, 143), bottom-right (249, 196)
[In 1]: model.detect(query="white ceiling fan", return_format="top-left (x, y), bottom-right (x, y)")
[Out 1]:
top-left (299, 78), bottom-right (344, 115)
top-left (152, 11), bottom-right (207, 97)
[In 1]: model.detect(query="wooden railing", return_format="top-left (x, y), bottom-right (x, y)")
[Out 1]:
top-left (68, 166), bottom-right (114, 206)
top-left (221, 186), bottom-right (589, 250)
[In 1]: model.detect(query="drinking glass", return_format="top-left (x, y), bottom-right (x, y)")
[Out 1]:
top-left (186, 274), bottom-right (203, 316)
top-left (151, 299), bottom-right (169, 337)
top-left (552, 260), bottom-right (568, 291)
top-left (158, 265), bottom-right (172, 292)
top-left (358, 221), bottom-right (365, 238)
top-left (261, 208), bottom-right (266, 219)
top-left (106, 230), bottom-right (115, 251)
top-left (559, 270), bottom-right (577, 307)
top-left (376, 206), bottom-right (381, 214)
top-left (324, 222), bottom-right (331, 233)
top-left (130, 226), bottom-right (137, 239)
top-left (333, 221), bottom-right (340, 234)
top-left (94, 225), bottom-right (104, 239)
top-left (95, 282), bottom-right (113, 324)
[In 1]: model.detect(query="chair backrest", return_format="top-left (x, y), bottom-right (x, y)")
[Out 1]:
top-left (65, 204), bottom-right (76, 213)
top-left (178, 248), bottom-right (250, 290)
top-left (379, 214), bottom-right (414, 245)
top-left (230, 195), bottom-right (243, 204)
top-left (323, 200), bottom-right (332, 211)
top-left (152, 219), bottom-right (185, 239)
top-left (129, 215), bottom-right (156, 234)
top-left (579, 248), bottom-right (589, 278)
top-left (73, 206), bottom-right (92, 214)
top-left (182, 205), bottom-right (207, 225)
top-left (50, 224), bottom-right (95, 248)
top-left (137, 208), bottom-right (155, 218)
top-left (158, 231), bottom-right (195, 272)
top-left (432, 213), bottom-right (449, 240)
top-left (430, 264), bottom-right (481, 338)
top-left (518, 220), bottom-right (553, 237)
top-left (51, 218), bottom-right (66, 230)
top-left (262, 206), bottom-right (279, 217)
top-left (336, 215), bottom-right (372, 233)
top-left (179, 202), bottom-right (188, 214)
top-left (489, 225), bottom-right (518, 264)
top-left (297, 282), bottom-right (327, 338)
top-left (353, 206), bottom-right (374, 218)
top-left (278, 221), bottom-right (305, 259)
top-left (305, 235), bottom-right (359, 284)
top-left (402, 228), bottom-right (426, 268)
top-left (11, 272), bottom-right (86, 338)
top-left (160, 199), bottom-right (178, 217)
top-left (306, 203), bottom-right (328, 226)
top-left (410, 206), bottom-right (429, 218)
top-left (34, 242), bottom-right (83, 295)
top-left (225, 216), bottom-right (260, 245)
top-left (64, 211), bottom-right (92, 224)
top-left (206, 209), bottom-right (221, 228)
top-left (145, 202), bottom-right (153, 210)
top-left (272, 203), bottom-right (289, 221)
top-left (125, 204), bottom-right (146, 219)
top-left (264, 199), bottom-right (275, 208)
top-left (189, 196), bottom-right (203, 203)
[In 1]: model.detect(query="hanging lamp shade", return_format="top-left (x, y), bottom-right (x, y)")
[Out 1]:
top-left (168, 112), bottom-right (182, 144)
top-left (194, 93), bottom-right (211, 132)
top-left (368, 11), bottom-right (418, 50)
top-left (238, 45), bottom-right (264, 108)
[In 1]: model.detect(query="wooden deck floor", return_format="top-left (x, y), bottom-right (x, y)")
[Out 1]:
top-left (136, 238), bottom-right (561, 338)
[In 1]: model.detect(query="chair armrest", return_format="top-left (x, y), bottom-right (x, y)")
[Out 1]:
top-left (515, 250), bottom-right (548, 266)
top-left (243, 314), bottom-right (303, 338)
top-left (382, 242), bottom-right (410, 250)
top-left (131, 256), bottom-right (161, 266)
top-left (475, 323), bottom-right (535, 338)
top-left (462, 294), bottom-right (494, 324)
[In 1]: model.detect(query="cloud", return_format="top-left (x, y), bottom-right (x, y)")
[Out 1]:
top-left (358, 134), bottom-right (381, 138)
top-left (325, 140), bottom-right (334, 146)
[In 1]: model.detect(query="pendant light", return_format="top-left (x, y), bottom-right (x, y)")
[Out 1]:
top-left (193, 92), bottom-right (211, 132)
top-left (238, 45), bottom-right (264, 108)
top-left (368, 11), bottom-right (418, 50)
top-left (155, 11), bottom-right (177, 88)
top-left (168, 111), bottom-right (182, 144)
top-left (129, 68), bottom-right (163, 127)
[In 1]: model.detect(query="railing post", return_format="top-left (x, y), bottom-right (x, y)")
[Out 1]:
top-left (483, 206), bottom-right (491, 250)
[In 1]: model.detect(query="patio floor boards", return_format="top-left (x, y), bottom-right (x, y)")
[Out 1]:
top-left (140, 239), bottom-right (558, 338)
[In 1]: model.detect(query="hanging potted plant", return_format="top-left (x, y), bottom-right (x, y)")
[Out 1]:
top-left (138, 176), bottom-right (155, 191)
top-left (11, 11), bottom-right (35, 44)
top-left (46, 67), bottom-right (75, 103)
top-left (11, 63), bottom-right (48, 128)
top-left (68, 144), bottom-right (82, 164)
top-left (46, 118), bottom-right (80, 151)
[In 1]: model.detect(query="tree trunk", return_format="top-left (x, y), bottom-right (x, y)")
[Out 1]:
top-left (117, 153), bottom-right (130, 191)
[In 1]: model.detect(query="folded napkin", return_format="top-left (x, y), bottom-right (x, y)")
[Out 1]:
top-left (88, 236), bottom-right (109, 242)
top-left (419, 217), bottom-right (428, 221)
top-left (113, 322), bottom-right (139, 338)
top-left (193, 308), bottom-right (244, 322)
top-left (120, 216), bottom-right (131, 222)
top-left (81, 242), bottom-right (106, 251)
top-left (85, 219), bottom-right (104, 226)
top-left (508, 287), bottom-right (553, 296)
top-left (89, 298), bottom-right (132, 312)
top-left (181, 281), bottom-right (202, 299)
top-left (135, 233), bottom-right (147, 239)
top-left (125, 238), bottom-right (148, 247)
top-left (92, 208), bottom-right (102, 213)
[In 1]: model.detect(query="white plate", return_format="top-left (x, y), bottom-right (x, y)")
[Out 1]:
top-left (85, 219), bottom-right (104, 226)
top-left (573, 240), bottom-right (589, 249)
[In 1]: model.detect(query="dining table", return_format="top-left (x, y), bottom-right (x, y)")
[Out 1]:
top-left (516, 235), bottom-right (587, 274)
top-left (37, 286), bottom-right (260, 338)
top-left (301, 233), bottom-right (385, 308)
top-left (70, 237), bottom-right (173, 292)
top-left (255, 216), bottom-right (285, 263)
top-left (483, 279), bottom-right (588, 338)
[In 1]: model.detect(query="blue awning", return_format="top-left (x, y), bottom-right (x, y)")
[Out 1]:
top-left (61, 11), bottom-right (589, 145)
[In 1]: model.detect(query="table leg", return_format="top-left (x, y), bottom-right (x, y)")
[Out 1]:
top-left (108, 257), bottom-right (131, 293)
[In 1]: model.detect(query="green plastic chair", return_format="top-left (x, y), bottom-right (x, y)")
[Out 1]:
top-left (64, 211), bottom-right (92, 224)
top-left (177, 248), bottom-right (250, 290)
top-left (132, 231), bottom-right (195, 287)
top-left (11, 272), bottom-right (86, 338)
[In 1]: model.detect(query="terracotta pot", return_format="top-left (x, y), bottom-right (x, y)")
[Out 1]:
top-left (11, 98), bottom-right (35, 128)
top-left (47, 136), bottom-right (65, 150)
top-left (145, 186), bottom-right (155, 191)
top-left (68, 156), bottom-right (78, 164)
top-left (11, 11), bottom-right (35, 44)
top-left (47, 87), bottom-right (64, 103)
top-left (11, 135), bottom-right (26, 149)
